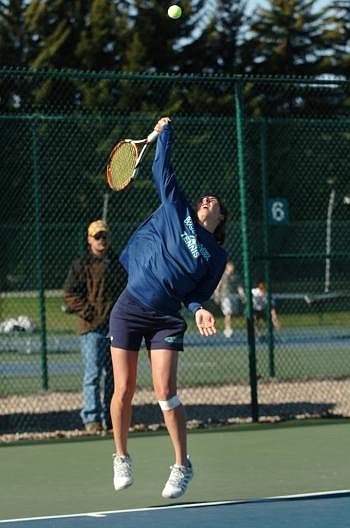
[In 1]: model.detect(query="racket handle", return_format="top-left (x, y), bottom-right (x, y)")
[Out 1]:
top-left (147, 130), bottom-right (159, 144)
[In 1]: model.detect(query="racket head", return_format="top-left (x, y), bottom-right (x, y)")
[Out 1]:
top-left (106, 140), bottom-right (139, 192)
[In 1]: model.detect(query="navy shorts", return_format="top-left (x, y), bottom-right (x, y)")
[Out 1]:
top-left (109, 289), bottom-right (187, 351)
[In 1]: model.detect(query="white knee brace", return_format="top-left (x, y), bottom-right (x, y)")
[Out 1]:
top-left (158, 395), bottom-right (181, 411)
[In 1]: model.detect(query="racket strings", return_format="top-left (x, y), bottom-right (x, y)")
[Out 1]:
top-left (108, 142), bottom-right (137, 191)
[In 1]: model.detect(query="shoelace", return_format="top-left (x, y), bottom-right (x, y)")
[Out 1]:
top-left (168, 465), bottom-right (191, 486)
top-left (114, 456), bottom-right (132, 477)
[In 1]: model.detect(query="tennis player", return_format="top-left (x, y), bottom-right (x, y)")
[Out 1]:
top-left (109, 116), bottom-right (228, 499)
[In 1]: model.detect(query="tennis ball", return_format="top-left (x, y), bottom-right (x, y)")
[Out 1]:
top-left (168, 5), bottom-right (182, 19)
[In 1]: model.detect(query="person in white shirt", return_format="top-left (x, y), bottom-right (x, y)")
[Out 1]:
top-left (251, 282), bottom-right (280, 340)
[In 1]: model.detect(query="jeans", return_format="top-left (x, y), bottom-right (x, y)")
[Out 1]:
top-left (80, 331), bottom-right (113, 428)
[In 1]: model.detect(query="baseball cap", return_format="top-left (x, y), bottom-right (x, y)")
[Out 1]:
top-left (87, 220), bottom-right (108, 237)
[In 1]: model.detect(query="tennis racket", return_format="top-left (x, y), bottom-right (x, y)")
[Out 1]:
top-left (106, 129), bottom-right (159, 192)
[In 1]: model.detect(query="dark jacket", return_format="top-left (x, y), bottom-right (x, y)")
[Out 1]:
top-left (120, 123), bottom-right (227, 316)
top-left (63, 248), bottom-right (127, 334)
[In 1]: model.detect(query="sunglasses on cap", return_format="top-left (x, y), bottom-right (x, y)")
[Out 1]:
top-left (93, 232), bottom-right (107, 240)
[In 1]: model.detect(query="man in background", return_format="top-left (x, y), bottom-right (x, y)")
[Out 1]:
top-left (64, 220), bottom-right (127, 433)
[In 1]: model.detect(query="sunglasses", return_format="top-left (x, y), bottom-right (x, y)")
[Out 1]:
top-left (93, 232), bottom-right (107, 240)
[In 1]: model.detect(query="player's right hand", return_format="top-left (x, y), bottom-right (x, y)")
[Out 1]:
top-left (195, 308), bottom-right (216, 336)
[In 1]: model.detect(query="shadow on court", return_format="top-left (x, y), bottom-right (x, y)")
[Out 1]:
top-left (0, 401), bottom-right (337, 435)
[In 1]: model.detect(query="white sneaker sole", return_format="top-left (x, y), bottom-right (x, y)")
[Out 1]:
top-left (114, 479), bottom-right (134, 491)
top-left (161, 474), bottom-right (193, 498)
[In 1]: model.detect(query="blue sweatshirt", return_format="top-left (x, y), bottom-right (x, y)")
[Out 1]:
top-left (120, 123), bottom-right (227, 316)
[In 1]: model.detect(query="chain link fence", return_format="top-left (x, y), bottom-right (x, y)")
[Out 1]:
top-left (1, 69), bottom-right (350, 440)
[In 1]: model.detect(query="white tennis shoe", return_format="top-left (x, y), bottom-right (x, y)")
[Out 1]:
top-left (162, 456), bottom-right (193, 499)
top-left (113, 454), bottom-right (134, 490)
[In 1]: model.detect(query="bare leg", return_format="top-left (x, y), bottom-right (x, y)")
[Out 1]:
top-left (162, 406), bottom-right (187, 466)
top-left (224, 314), bottom-right (232, 332)
top-left (149, 348), bottom-right (187, 466)
top-left (110, 347), bottom-right (138, 456)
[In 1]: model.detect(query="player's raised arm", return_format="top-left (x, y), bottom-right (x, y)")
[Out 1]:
top-left (152, 116), bottom-right (184, 203)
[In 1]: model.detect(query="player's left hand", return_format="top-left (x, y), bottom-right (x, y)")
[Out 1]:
top-left (154, 116), bottom-right (171, 133)
top-left (195, 308), bottom-right (216, 336)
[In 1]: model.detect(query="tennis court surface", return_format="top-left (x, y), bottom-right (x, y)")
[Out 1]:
top-left (1, 420), bottom-right (349, 527)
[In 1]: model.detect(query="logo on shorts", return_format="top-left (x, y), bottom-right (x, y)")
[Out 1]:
top-left (164, 335), bottom-right (183, 346)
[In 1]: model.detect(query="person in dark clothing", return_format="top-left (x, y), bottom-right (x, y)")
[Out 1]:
top-left (64, 219), bottom-right (127, 433)
top-left (109, 117), bottom-right (228, 499)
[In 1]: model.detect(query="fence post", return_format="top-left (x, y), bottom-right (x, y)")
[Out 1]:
top-left (260, 119), bottom-right (275, 377)
top-left (31, 117), bottom-right (48, 391)
top-left (234, 80), bottom-right (259, 422)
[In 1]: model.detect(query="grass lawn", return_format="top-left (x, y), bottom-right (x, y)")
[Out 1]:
top-left (1, 294), bottom-right (350, 395)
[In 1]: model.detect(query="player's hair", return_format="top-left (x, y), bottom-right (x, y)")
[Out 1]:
top-left (195, 194), bottom-right (228, 245)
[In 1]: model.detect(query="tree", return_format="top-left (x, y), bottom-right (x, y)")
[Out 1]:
top-left (246, 0), bottom-right (329, 76)
top-left (0, 0), bottom-right (28, 67)
top-left (179, 0), bottom-right (247, 75)
top-left (121, 0), bottom-right (203, 73)
top-left (321, 1), bottom-right (350, 76)
top-left (24, 0), bottom-right (125, 70)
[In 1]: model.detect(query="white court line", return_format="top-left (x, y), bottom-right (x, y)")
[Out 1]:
top-left (1, 489), bottom-right (349, 524)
